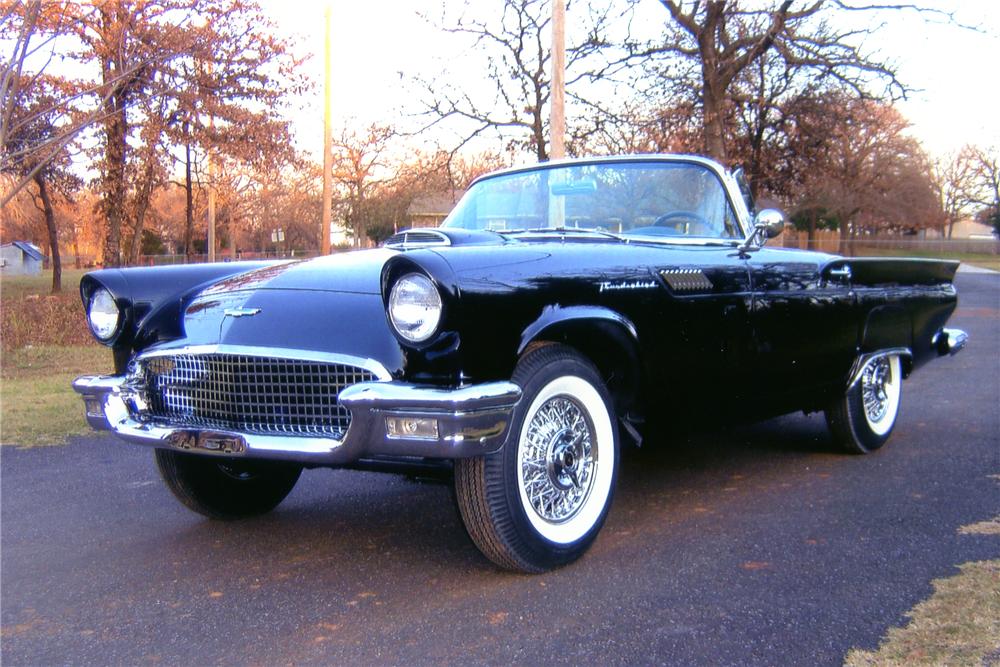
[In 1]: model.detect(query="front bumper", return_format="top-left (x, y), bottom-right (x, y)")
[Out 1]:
top-left (72, 375), bottom-right (521, 465)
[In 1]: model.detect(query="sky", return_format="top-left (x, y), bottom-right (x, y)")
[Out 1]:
top-left (222, 1), bottom-right (998, 165)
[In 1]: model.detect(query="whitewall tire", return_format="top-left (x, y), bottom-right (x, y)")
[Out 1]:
top-left (454, 344), bottom-right (619, 572)
top-left (825, 353), bottom-right (903, 454)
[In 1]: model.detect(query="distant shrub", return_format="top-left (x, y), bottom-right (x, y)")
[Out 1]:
top-left (1, 293), bottom-right (95, 350)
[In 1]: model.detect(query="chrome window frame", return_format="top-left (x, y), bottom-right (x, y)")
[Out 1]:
top-left (447, 154), bottom-right (753, 243)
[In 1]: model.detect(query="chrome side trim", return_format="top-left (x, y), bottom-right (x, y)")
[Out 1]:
top-left (132, 344), bottom-right (393, 382)
top-left (932, 328), bottom-right (968, 356)
top-left (847, 348), bottom-right (912, 390)
top-left (827, 265), bottom-right (852, 281)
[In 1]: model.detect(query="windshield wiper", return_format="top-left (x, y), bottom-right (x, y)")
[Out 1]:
top-left (508, 227), bottom-right (626, 242)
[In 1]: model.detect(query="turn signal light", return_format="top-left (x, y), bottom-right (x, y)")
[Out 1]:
top-left (385, 417), bottom-right (439, 440)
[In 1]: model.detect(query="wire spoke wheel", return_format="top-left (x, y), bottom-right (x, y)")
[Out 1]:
top-left (453, 344), bottom-right (619, 572)
top-left (519, 396), bottom-right (596, 524)
top-left (861, 356), bottom-right (894, 427)
top-left (826, 353), bottom-right (903, 454)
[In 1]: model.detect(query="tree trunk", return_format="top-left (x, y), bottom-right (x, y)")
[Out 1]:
top-left (100, 89), bottom-right (128, 268)
top-left (230, 216), bottom-right (238, 260)
top-left (34, 172), bottom-right (61, 293)
top-left (533, 107), bottom-right (548, 162)
top-left (701, 69), bottom-right (728, 162)
top-left (127, 155), bottom-right (157, 265)
top-left (838, 218), bottom-right (851, 256)
top-left (184, 128), bottom-right (194, 259)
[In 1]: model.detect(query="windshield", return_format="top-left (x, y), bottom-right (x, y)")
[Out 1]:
top-left (442, 161), bottom-right (744, 240)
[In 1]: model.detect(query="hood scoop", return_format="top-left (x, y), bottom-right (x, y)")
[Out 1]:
top-left (383, 229), bottom-right (451, 249)
top-left (383, 227), bottom-right (505, 250)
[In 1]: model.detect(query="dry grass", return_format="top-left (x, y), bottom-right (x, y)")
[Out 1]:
top-left (1, 345), bottom-right (113, 446)
top-left (846, 494), bottom-right (1000, 667)
top-left (1, 269), bottom-right (112, 446)
top-left (844, 560), bottom-right (1000, 666)
top-left (960, 517), bottom-right (1000, 536)
top-left (1, 269), bottom-right (95, 350)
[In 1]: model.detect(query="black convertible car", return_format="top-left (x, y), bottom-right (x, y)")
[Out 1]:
top-left (74, 155), bottom-right (967, 572)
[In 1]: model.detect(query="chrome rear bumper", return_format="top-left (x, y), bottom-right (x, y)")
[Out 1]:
top-left (933, 327), bottom-right (968, 356)
top-left (72, 375), bottom-right (521, 465)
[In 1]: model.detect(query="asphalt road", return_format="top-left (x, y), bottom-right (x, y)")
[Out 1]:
top-left (2, 273), bottom-right (998, 666)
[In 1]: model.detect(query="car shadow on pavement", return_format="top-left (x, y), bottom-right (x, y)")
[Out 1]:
top-left (146, 412), bottom-right (841, 581)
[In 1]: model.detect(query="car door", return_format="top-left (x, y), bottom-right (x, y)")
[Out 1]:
top-left (746, 248), bottom-right (859, 408)
top-left (641, 245), bottom-right (756, 412)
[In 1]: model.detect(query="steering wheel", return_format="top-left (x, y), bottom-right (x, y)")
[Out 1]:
top-left (653, 210), bottom-right (713, 236)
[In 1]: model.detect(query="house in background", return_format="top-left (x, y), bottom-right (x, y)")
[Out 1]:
top-left (948, 218), bottom-right (996, 240)
top-left (406, 191), bottom-right (464, 229)
top-left (1, 241), bottom-right (45, 275)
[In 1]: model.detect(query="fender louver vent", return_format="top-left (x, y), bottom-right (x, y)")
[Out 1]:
top-left (383, 230), bottom-right (451, 249)
top-left (660, 268), bottom-right (713, 292)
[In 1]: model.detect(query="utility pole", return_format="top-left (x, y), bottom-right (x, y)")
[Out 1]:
top-left (549, 0), bottom-right (566, 160)
top-left (206, 60), bottom-right (216, 262)
top-left (207, 147), bottom-right (216, 262)
top-left (320, 4), bottom-right (333, 255)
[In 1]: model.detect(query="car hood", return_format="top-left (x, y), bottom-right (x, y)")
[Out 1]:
top-left (199, 248), bottom-right (397, 296)
top-left (161, 249), bottom-right (406, 374)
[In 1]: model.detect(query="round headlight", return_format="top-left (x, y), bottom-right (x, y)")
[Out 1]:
top-left (388, 273), bottom-right (442, 343)
top-left (88, 287), bottom-right (120, 341)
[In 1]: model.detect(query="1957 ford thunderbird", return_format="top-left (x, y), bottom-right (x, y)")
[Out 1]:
top-left (74, 155), bottom-right (967, 572)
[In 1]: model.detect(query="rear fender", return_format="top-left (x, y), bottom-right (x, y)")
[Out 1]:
top-left (859, 305), bottom-right (913, 377)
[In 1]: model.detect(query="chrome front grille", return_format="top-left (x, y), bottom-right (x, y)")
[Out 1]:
top-left (134, 353), bottom-right (378, 438)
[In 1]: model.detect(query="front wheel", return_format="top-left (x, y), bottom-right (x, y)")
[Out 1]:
top-left (454, 344), bottom-right (619, 573)
top-left (155, 450), bottom-right (302, 519)
top-left (825, 354), bottom-right (903, 454)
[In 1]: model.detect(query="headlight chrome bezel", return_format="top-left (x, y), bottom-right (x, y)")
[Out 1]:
top-left (87, 287), bottom-right (121, 342)
top-left (388, 272), bottom-right (443, 344)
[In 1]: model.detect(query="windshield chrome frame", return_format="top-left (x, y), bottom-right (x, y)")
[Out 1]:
top-left (450, 154), bottom-right (754, 245)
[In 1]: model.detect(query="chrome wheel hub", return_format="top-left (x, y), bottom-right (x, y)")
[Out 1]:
top-left (520, 396), bottom-right (595, 523)
top-left (861, 357), bottom-right (892, 423)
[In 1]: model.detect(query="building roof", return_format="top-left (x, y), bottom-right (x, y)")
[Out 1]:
top-left (3, 241), bottom-right (45, 261)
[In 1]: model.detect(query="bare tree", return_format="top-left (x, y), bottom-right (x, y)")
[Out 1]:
top-left (416, 0), bottom-right (626, 162)
top-left (330, 124), bottom-right (398, 247)
top-left (932, 147), bottom-right (980, 239)
top-left (2, 73), bottom-right (81, 292)
top-left (637, 1), bottom-right (948, 163)
top-left (965, 146), bottom-right (999, 236)
top-left (7, 0), bottom-right (306, 267)
top-left (784, 93), bottom-right (938, 253)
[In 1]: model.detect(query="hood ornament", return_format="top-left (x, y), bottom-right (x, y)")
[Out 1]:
top-left (223, 307), bottom-right (262, 318)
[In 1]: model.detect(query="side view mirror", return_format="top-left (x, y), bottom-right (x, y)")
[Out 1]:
top-left (755, 208), bottom-right (785, 240)
top-left (737, 208), bottom-right (785, 255)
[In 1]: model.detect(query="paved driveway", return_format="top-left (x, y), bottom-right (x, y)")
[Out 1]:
top-left (2, 274), bottom-right (997, 666)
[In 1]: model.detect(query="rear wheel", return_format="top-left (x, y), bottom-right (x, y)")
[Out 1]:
top-left (454, 344), bottom-right (619, 573)
top-left (155, 450), bottom-right (302, 519)
top-left (825, 354), bottom-right (903, 454)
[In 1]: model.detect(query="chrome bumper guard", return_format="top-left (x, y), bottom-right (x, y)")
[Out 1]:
top-left (933, 327), bottom-right (968, 356)
top-left (72, 375), bottom-right (522, 465)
